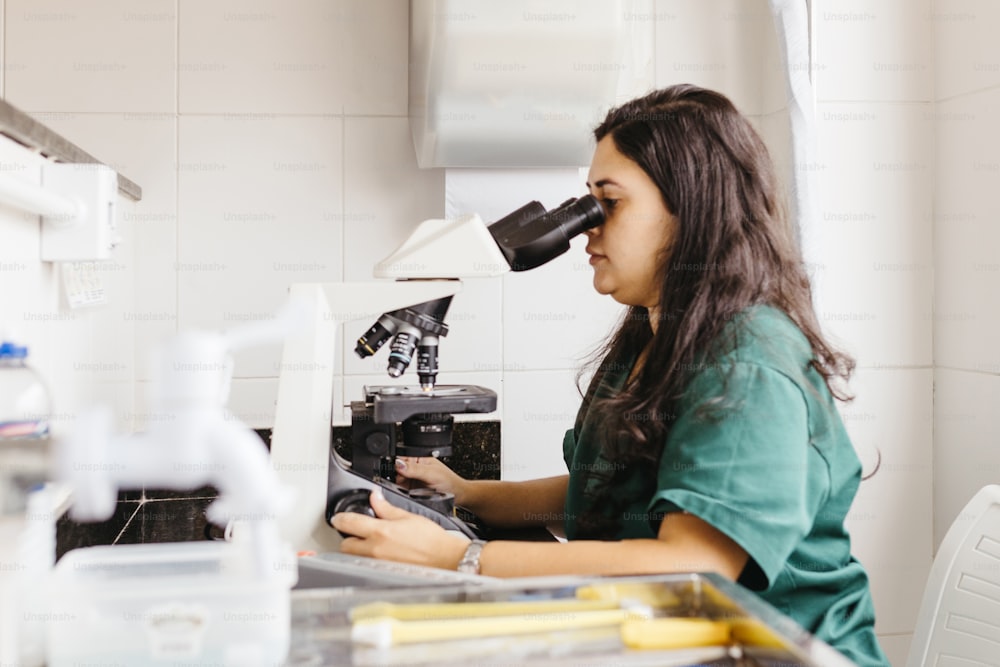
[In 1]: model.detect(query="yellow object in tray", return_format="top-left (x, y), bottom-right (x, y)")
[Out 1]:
top-left (351, 606), bottom-right (650, 648)
top-left (575, 581), bottom-right (683, 608)
top-left (349, 597), bottom-right (620, 622)
top-left (349, 580), bottom-right (777, 653)
top-left (619, 617), bottom-right (731, 650)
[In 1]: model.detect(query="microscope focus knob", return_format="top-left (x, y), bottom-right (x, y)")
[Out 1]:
top-left (328, 489), bottom-right (376, 536)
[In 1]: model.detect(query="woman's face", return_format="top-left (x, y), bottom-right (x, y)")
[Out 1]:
top-left (585, 136), bottom-right (677, 310)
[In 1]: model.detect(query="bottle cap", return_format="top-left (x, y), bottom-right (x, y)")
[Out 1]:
top-left (0, 341), bottom-right (28, 359)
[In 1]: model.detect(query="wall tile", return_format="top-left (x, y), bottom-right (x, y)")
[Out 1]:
top-left (227, 377), bottom-right (279, 431)
top-left (44, 308), bottom-right (94, 431)
top-left (759, 9), bottom-right (790, 116)
top-left (5, 0), bottom-right (176, 112)
top-left (933, 369), bottom-right (1000, 549)
top-left (342, 117), bottom-right (445, 281)
top-left (341, 0), bottom-right (408, 115)
top-left (445, 168), bottom-right (588, 222)
top-left (85, 381), bottom-right (135, 434)
top-left (178, 0), bottom-right (344, 114)
top-left (819, 260), bottom-right (932, 370)
top-left (814, 0), bottom-right (932, 102)
top-left (56, 498), bottom-right (140, 559)
top-left (338, 116), bottom-right (476, 375)
top-left (816, 102), bottom-right (933, 368)
top-left (838, 368), bottom-right (933, 635)
top-left (500, 369), bottom-right (582, 481)
top-left (654, 0), bottom-right (771, 115)
top-left (817, 103), bottom-right (933, 264)
top-left (934, 90), bottom-right (1000, 372)
top-left (502, 243), bottom-right (624, 371)
top-left (933, 0), bottom-right (1000, 100)
top-left (177, 115), bottom-right (342, 378)
top-left (752, 110), bottom-right (794, 208)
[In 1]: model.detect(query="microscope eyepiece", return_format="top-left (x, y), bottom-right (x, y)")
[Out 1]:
top-left (547, 195), bottom-right (606, 238)
top-left (488, 194), bottom-right (606, 271)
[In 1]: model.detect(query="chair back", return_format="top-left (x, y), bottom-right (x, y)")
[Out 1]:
top-left (907, 485), bottom-right (1000, 667)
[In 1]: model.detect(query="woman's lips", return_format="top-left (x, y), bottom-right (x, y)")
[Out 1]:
top-left (588, 254), bottom-right (606, 265)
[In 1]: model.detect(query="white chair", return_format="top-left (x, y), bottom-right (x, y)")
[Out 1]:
top-left (907, 485), bottom-right (1000, 667)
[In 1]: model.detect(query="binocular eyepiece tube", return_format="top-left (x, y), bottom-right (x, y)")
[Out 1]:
top-left (487, 194), bottom-right (605, 272)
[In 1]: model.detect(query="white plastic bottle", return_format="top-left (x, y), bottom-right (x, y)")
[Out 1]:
top-left (0, 340), bottom-right (51, 441)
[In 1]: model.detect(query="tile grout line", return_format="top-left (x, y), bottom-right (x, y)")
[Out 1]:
top-left (110, 499), bottom-right (145, 545)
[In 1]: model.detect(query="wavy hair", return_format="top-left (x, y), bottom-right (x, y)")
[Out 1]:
top-left (575, 84), bottom-right (855, 537)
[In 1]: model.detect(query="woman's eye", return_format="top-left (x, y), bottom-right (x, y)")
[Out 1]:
top-left (602, 198), bottom-right (618, 211)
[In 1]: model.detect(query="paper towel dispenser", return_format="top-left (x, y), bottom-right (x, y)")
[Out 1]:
top-left (409, 0), bottom-right (654, 168)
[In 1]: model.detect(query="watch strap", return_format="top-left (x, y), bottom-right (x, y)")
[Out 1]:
top-left (456, 539), bottom-right (487, 574)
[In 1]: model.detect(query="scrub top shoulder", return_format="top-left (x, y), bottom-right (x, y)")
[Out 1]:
top-left (562, 305), bottom-right (889, 667)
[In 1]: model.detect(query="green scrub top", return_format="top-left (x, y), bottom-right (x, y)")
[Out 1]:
top-left (562, 306), bottom-right (889, 667)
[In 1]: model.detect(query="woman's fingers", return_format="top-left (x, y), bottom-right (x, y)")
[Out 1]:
top-left (369, 488), bottom-right (410, 519)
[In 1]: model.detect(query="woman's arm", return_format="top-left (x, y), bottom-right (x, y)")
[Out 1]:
top-left (461, 475), bottom-right (569, 528)
top-left (334, 492), bottom-right (749, 581)
top-left (478, 512), bottom-right (748, 579)
top-left (394, 456), bottom-right (568, 529)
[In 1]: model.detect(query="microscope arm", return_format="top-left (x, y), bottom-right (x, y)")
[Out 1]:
top-left (270, 281), bottom-right (464, 554)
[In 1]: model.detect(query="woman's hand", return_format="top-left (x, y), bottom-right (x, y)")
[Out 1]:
top-left (394, 456), bottom-right (469, 505)
top-left (332, 488), bottom-right (470, 570)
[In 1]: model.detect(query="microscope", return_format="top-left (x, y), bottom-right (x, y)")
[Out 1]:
top-left (270, 195), bottom-right (604, 553)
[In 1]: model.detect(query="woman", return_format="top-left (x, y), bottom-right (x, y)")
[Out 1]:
top-left (332, 84), bottom-right (889, 666)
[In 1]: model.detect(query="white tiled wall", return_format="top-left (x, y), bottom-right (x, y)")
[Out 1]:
top-left (814, 0), bottom-right (933, 102)
top-left (813, 0), bottom-right (934, 651)
top-left (6, 0), bottom-right (176, 113)
top-left (1, 0), bottom-right (943, 657)
top-left (933, 0), bottom-right (1000, 562)
top-left (816, 103), bottom-right (933, 369)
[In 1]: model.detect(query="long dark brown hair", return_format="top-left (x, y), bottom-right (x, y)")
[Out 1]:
top-left (575, 84), bottom-right (855, 537)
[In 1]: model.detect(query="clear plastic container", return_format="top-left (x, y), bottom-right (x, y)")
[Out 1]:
top-left (0, 341), bottom-right (51, 441)
top-left (45, 541), bottom-right (295, 667)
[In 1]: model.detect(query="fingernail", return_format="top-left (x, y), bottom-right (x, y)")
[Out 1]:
top-left (394, 458), bottom-right (406, 470)
top-left (371, 487), bottom-right (384, 501)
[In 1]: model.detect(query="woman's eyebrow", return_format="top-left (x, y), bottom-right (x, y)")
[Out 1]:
top-left (586, 178), bottom-right (624, 189)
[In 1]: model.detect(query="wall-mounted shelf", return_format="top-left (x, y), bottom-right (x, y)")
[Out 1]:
top-left (0, 98), bottom-right (141, 202)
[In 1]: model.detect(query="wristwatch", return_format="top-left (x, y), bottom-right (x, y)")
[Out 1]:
top-left (456, 539), bottom-right (487, 575)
